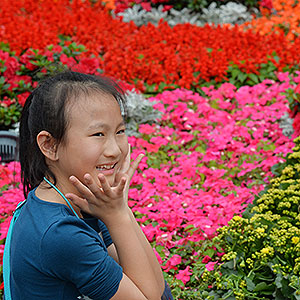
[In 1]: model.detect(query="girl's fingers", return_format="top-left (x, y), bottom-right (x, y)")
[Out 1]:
top-left (82, 173), bottom-right (103, 199)
top-left (115, 175), bottom-right (127, 194)
top-left (98, 174), bottom-right (114, 196)
top-left (69, 175), bottom-right (105, 204)
top-left (69, 175), bottom-right (95, 199)
top-left (127, 153), bottom-right (145, 182)
top-left (65, 193), bottom-right (91, 214)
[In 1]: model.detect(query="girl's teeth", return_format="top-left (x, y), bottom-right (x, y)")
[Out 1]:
top-left (97, 165), bottom-right (114, 170)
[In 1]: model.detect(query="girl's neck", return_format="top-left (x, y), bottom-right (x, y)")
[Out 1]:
top-left (35, 182), bottom-right (83, 218)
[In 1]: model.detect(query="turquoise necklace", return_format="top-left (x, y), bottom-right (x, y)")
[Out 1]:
top-left (43, 177), bottom-right (80, 219)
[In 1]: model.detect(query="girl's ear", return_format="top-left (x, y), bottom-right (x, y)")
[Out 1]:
top-left (36, 131), bottom-right (59, 161)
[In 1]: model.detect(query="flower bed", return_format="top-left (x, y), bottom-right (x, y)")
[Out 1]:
top-left (2, 0), bottom-right (300, 92)
top-left (0, 73), bottom-right (296, 297)
top-left (1, 0), bottom-right (300, 298)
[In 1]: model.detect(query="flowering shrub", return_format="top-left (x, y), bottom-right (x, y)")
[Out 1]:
top-left (197, 137), bottom-right (300, 299)
top-left (0, 43), bottom-right (161, 135)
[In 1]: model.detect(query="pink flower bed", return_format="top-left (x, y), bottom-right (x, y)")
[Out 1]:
top-left (0, 73), bottom-right (296, 285)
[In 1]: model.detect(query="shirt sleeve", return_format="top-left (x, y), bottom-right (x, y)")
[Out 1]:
top-left (98, 220), bottom-right (113, 247)
top-left (40, 217), bottom-right (123, 300)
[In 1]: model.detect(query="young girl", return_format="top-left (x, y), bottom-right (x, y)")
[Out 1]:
top-left (4, 71), bottom-right (173, 299)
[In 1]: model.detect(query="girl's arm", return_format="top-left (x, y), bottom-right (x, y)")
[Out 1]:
top-left (122, 149), bottom-right (164, 292)
top-left (107, 210), bottom-right (165, 296)
top-left (110, 150), bottom-right (165, 295)
top-left (127, 207), bottom-right (165, 295)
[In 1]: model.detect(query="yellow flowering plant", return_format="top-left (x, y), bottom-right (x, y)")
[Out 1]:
top-left (199, 136), bottom-right (300, 300)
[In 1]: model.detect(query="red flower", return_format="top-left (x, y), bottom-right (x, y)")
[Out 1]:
top-left (17, 92), bottom-right (30, 107)
top-left (202, 255), bottom-right (211, 264)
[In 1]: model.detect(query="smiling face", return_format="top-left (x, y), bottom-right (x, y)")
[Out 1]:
top-left (51, 91), bottom-right (128, 194)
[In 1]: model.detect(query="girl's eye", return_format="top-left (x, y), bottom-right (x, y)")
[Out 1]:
top-left (93, 132), bottom-right (104, 137)
top-left (117, 129), bottom-right (126, 135)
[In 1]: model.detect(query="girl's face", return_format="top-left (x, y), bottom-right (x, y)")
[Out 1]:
top-left (53, 91), bottom-right (128, 193)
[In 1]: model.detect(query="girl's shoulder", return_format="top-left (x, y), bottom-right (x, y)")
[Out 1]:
top-left (19, 189), bottom-right (105, 249)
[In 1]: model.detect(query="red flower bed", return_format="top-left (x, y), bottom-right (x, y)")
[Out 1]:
top-left (1, 0), bottom-right (300, 90)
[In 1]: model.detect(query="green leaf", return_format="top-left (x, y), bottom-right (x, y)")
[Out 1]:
top-left (275, 275), bottom-right (282, 289)
top-left (231, 69), bottom-right (239, 79)
top-left (204, 248), bottom-right (215, 258)
top-left (237, 72), bottom-right (247, 83)
top-left (248, 73), bottom-right (259, 84)
top-left (222, 289), bottom-right (234, 298)
top-left (253, 282), bottom-right (270, 292)
top-left (246, 277), bottom-right (256, 291)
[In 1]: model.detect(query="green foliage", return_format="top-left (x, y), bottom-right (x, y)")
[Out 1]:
top-left (214, 51), bottom-right (300, 89)
top-left (227, 61), bottom-right (278, 88)
top-left (0, 104), bottom-right (21, 130)
top-left (197, 137), bottom-right (300, 299)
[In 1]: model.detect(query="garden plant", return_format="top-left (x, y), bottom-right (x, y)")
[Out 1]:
top-left (197, 137), bottom-right (300, 299)
top-left (1, 0), bottom-right (300, 299)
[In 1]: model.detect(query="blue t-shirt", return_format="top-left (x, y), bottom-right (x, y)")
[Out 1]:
top-left (9, 189), bottom-right (123, 300)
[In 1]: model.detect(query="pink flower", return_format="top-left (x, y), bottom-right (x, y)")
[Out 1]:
top-left (60, 54), bottom-right (76, 68)
top-left (205, 261), bottom-right (217, 271)
top-left (175, 266), bottom-right (192, 284)
top-left (162, 5), bottom-right (172, 12)
top-left (162, 254), bottom-right (181, 272)
top-left (141, 2), bottom-right (152, 11)
top-left (260, 0), bottom-right (273, 9)
top-left (139, 124), bottom-right (157, 135)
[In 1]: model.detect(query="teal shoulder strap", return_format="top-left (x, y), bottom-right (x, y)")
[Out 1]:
top-left (3, 200), bottom-right (27, 300)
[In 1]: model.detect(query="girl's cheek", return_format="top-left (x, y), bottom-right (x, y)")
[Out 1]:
top-left (121, 136), bottom-right (129, 155)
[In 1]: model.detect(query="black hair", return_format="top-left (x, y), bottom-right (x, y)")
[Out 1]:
top-left (19, 71), bottom-right (127, 198)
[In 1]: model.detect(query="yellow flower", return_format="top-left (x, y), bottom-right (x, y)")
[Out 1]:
top-left (256, 228), bottom-right (265, 233)
top-left (261, 247), bottom-right (270, 254)
top-left (233, 216), bottom-right (242, 222)
top-left (292, 237), bottom-right (300, 244)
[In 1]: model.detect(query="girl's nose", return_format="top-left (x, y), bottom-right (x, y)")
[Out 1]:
top-left (104, 137), bottom-right (121, 157)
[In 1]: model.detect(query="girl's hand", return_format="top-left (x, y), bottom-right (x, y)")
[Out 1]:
top-left (66, 173), bottom-right (127, 222)
top-left (65, 150), bottom-right (144, 221)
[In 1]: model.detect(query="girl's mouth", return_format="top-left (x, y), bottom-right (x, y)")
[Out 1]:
top-left (96, 163), bottom-right (117, 175)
